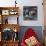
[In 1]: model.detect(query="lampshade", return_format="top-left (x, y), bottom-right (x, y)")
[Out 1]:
top-left (13, 28), bottom-right (17, 32)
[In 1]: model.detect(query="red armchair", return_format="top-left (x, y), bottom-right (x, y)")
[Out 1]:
top-left (21, 28), bottom-right (41, 46)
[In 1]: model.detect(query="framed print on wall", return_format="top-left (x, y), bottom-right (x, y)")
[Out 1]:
top-left (2, 10), bottom-right (9, 15)
top-left (23, 6), bottom-right (37, 20)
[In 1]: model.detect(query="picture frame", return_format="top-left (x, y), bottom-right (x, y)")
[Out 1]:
top-left (2, 10), bottom-right (9, 15)
top-left (9, 10), bottom-right (18, 15)
top-left (23, 6), bottom-right (37, 20)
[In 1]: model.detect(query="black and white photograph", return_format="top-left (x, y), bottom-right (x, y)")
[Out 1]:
top-left (23, 6), bottom-right (37, 20)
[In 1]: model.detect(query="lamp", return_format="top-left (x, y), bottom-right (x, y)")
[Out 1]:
top-left (15, 0), bottom-right (17, 7)
top-left (14, 28), bottom-right (17, 32)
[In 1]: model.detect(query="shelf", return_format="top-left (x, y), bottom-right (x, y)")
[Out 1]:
top-left (2, 14), bottom-right (18, 15)
top-left (2, 40), bottom-right (19, 43)
top-left (0, 7), bottom-right (19, 10)
top-left (0, 7), bottom-right (19, 46)
top-left (0, 24), bottom-right (19, 32)
top-left (0, 7), bottom-right (19, 16)
top-left (0, 7), bottom-right (19, 24)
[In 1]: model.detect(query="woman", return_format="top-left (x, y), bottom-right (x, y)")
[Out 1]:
top-left (21, 28), bottom-right (41, 46)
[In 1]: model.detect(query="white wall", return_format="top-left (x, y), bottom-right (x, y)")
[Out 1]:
top-left (0, 0), bottom-right (15, 7)
top-left (18, 0), bottom-right (44, 26)
top-left (0, 0), bottom-right (44, 26)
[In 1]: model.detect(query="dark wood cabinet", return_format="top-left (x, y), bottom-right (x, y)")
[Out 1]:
top-left (0, 7), bottom-right (19, 46)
